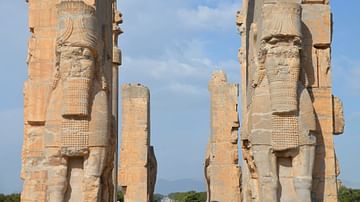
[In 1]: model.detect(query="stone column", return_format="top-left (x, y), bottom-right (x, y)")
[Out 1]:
top-left (205, 71), bottom-right (241, 202)
top-left (111, 2), bottom-right (123, 201)
top-left (118, 84), bottom-right (157, 202)
top-left (21, 0), bottom-right (117, 201)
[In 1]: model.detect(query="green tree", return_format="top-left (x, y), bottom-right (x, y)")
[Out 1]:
top-left (168, 191), bottom-right (206, 202)
top-left (184, 192), bottom-right (206, 202)
top-left (0, 193), bottom-right (20, 202)
top-left (117, 190), bottom-right (124, 202)
top-left (153, 193), bottom-right (164, 202)
top-left (339, 186), bottom-right (360, 202)
top-left (116, 191), bottom-right (163, 202)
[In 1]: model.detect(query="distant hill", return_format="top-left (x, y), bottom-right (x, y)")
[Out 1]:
top-left (155, 178), bottom-right (206, 195)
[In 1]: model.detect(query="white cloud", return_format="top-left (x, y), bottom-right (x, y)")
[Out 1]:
top-left (333, 56), bottom-right (360, 95)
top-left (118, 0), bottom-right (242, 58)
top-left (117, 6), bottom-right (241, 180)
top-left (121, 54), bottom-right (239, 96)
top-left (122, 56), bottom-right (208, 81)
top-left (177, 2), bottom-right (241, 32)
top-left (163, 82), bottom-right (207, 96)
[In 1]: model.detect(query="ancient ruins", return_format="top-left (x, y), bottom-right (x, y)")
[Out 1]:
top-left (21, 0), bottom-right (122, 201)
top-left (205, 71), bottom-right (242, 202)
top-left (118, 84), bottom-right (157, 202)
top-left (21, 0), bottom-right (345, 201)
top-left (237, 0), bottom-right (344, 201)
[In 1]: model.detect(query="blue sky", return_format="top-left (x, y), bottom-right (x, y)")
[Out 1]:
top-left (0, 0), bottom-right (359, 194)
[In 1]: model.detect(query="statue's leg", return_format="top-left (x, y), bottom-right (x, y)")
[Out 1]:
top-left (252, 145), bottom-right (278, 202)
top-left (292, 143), bottom-right (315, 202)
top-left (83, 147), bottom-right (106, 202)
top-left (46, 150), bottom-right (68, 202)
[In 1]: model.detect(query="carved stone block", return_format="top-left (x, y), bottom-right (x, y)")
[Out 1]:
top-left (302, 4), bottom-right (332, 47)
top-left (301, 45), bottom-right (318, 87)
top-left (113, 47), bottom-right (122, 65)
top-left (317, 48), bottom-right (332, 87)
top-left (25, 81), bottom-right (51, 124)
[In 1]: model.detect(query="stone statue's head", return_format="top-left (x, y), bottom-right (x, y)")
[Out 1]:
top-left (259, 3), bottom-right (302, 113)
top-left (56, 1), bottom-right (98, 117)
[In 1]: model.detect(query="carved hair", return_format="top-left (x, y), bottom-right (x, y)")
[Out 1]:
top-left (52, 1), bottom-right (99, 90)
top-left (56, 1), bottom-right (97, 55)
top-left (261, 3), bottom-right (302, 41)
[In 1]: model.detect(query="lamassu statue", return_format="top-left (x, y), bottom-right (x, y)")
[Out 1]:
top-left (241, 3), bottom-right (317, 202)
top-left (44, 2), bottom-right (114, 201)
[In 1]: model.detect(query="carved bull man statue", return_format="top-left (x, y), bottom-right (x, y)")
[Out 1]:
top-left (44, 1), bottom-right (112, 201)
top-left (245, 3), bottom-right (317, 201)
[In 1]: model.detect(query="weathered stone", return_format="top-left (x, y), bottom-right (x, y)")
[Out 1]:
top-left (317, 48), bottom-right (332, 87)
top-left (333, 96), bottom-right (345, 135)
top-left (111, 4), bottom-right (123, 200)
top-left (264, 0), bottom-right (302, 4)
top-left (205, 71), bottom-right (241, 202)
top-left (301, 46), bottom-right (332, 88)
top-left (302, 0), bottom-right (329, 4)
top-left (302, 4), bottom-right (332, 47)
top-left (21, 1), bottom-right (120, 201)
top-left (118, 84), bottom-right (157, 202)
top-left (238, 1), bottom-right (344, 201)
top-left (301, 45), bottom-right (318, 87)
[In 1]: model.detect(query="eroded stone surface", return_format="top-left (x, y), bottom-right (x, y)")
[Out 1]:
top-left (204, 71), bottom-right (241, 202)
top-left (333, 96), bottom-right (345, 135)
top-left (237, 1), bottom-right (344, 201)
top-left (21, 1), bottom-right (120, 201)
top-left (118, 84), bottom-right (157, 202)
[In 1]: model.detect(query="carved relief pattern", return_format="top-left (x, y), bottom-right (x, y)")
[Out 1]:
top-left (63, 77), bottom-right (92, 116)
top-left (56, 2), bottom-right (97, 119)
top-left (272, 114), bottom-right (299, 151)
top-left (61, 119), bottom-right (89, 151)
top-left (265, 46), bottom-right (300, 113)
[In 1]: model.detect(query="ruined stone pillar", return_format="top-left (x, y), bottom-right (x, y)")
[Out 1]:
top-left (237, 0), bottom-right (345, 201)
top-left (204, 71), bottom-right (241, 202)
top-left (111, 2), bottom-right (123, 201)
top-left (118, 84), bottom-right (157, 202)
top-left (21, 0), bottom-right (117, 201)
